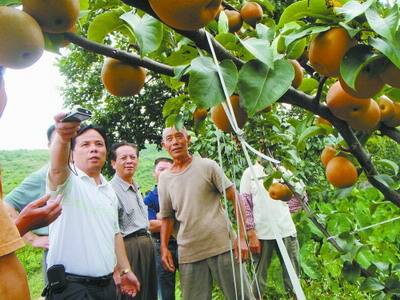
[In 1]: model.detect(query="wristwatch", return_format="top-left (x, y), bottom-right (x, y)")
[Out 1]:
top-left (120, 268), bottom-right (131, 276)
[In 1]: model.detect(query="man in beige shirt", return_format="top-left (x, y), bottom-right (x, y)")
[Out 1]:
top-left (158, 127), bottom-right (254, 300)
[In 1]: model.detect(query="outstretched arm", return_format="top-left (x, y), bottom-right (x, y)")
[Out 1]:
top-left (48, 113), bottom-right (80, 190)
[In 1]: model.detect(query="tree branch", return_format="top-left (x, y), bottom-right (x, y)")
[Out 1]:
top-left (121, 0), bottom-right (244, 67)
top-left (65, 26), bottom-right (400, 209)
top-left (281, 88), bottom-right (400, 208)
top-left (314, 76), bottom-right (327, 103)
top-left (379, 123), bottom-right (400, 144)
top-left (64, 32), bottom-right (176, 77)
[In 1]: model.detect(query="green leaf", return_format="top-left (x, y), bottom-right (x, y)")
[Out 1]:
top-left (284, 25), bottom-right (331, 48)
top-left (296, 126), bottom-right (326, 151)
top-left (301, 258), bottom-right (322, 279)
top-left (373, 174), bottom-right (395, 187)
top-left (342, 261), bottom-right (361, 283)
top-left (215, 33), bottom-right (241, 51)
top-left (278, 0), bottom-right (333, 28)
top-left (43, 34), bottom-right (63, 54)
top-left (218, 10), bottom-right (229, 34)
top-left (87, 9), bottom-right (125, 43)
top-left (0, 0), bottom-right (21, 5)
top-left (360, 277), bottom-right (385, 292)
top-left (340, 45), bottom-right (380, 89)
top-left (80, 0), bottom-right (89, 10)
top-left (365, 5), bottom-right (399, 42)
top-left (335, 0), bottom-right (374, 23)
top-left (256, 23), bottom-right (275, 43)
top-left (339, 22), bottom-right (361, 38)
top-left (238, 37), bottom-right (274, 67)
top-left (375, 159), bottom-right (399, 175)
top-left (298, 77), bottom-right (319, 94)
top-left (256, 0), bottom-right (275, 12)
top-left (238, 59), bottom-right (293, 116)
top-left (188, 58), bottom-right (238, 108)
top-left (163, 45), bottom-right (198, 66)
top-left (386, 87), bottom-right (400, 101)
top-left (333, 186), bottom-right (355, 199)
top-left (370, 37), bottom-right (400, 69)
top-left (121, 12), bottom-right (163, 56)
top-left (162, 95), bottom-right (186, 118)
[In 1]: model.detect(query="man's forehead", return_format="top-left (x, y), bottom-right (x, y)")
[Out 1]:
top-left (116, 145), bottom-right (137, 156)
top-left (76, 129), bottom-right (104, 142)
top-left (163, 127), bottom-right (186, 137)
top-left (156, 161), bottom-right (172, 168)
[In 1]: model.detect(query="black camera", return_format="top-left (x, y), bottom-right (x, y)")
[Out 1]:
top-left (61, 107), bottom-right (92, 123)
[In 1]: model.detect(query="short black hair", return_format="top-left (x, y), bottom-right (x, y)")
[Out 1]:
top-left (47, 125), bottom-right (56, 142)
top-left (71, 125), bottom-right (108, 151)
top-left (154, 157), bottom-right (173, 168)
top-left (110, 142), bottom-right (139, 161)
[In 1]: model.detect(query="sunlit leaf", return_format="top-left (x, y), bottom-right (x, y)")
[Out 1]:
top-left (188, 57), bottom-right (238, 108)
top-left (278, 0), bottom-right (333, 28)
top-left (365, 5), bottom-right (399, 42)
top-left (370, 37), bottom-right (400, 69)
top-left (238, 37), bottom-right (274, 67)
top-left (87, 9), bottom-right (125, 43)
top-left (121, 11), bottom-right (163, 56)
top-left (335, 0), bottom-right (374, 23)
top-left (238, 59), bottom-right (293, 116)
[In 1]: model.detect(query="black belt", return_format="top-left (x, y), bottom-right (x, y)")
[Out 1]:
top-left (124, 228), bottom-right (149, 239)
top-left (65, 273), bottom-right (113, 287)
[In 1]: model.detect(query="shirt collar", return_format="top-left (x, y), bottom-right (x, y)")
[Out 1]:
top-left (74, 166), bottom-right (108, 187)
top-left (114, 174), bottom-right (139, 192)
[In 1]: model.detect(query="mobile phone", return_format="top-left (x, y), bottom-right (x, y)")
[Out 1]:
top-left (61, 107), bottom-right (92, 122)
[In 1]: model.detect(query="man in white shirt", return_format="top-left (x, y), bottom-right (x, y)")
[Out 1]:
top-left (46, 115), bottom-right (140, 299)
top-left (240, 162), bottom-right (300, 299)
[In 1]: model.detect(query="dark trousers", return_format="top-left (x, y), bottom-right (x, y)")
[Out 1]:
top-left (46, 277), bottom-right (116, 300)
top-left (120, 234), bottom-right (157, 300)
top-left (154, 239), bottom-right (179, 300)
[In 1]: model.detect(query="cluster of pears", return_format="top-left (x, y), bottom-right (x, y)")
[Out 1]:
top-left (221, 2), bottom-right (264, 33)
top-left (321, 146), bottom-right (358, 188)
top-left (148, 0), bottom-right (264, 32)
top-left (309, 27), bottom-right (400, 131)
top-left (0, 1), bottom-right (79, 69)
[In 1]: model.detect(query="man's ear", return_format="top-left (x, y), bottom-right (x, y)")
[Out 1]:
top-left (111, 160), bottom-right (116, 170)
top-left (187, 135), bottom-right (191, 145)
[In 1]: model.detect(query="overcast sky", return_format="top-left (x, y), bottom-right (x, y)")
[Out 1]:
top-left (0, 52), bottom-right (65, 150)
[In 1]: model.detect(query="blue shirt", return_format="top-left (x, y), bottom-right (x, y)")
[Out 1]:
top-left (144, 186), bottom-right (159, 221)
top-left (5, 165), bottom-right (48, 235)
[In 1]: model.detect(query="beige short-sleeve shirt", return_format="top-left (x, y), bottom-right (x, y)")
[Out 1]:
top-left (0, 201), bottom-right (24, 257)
top-left (158, 156), bottom-right (234, 264)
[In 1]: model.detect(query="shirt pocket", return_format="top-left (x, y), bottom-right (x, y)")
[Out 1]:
top-left (121, 199), bottom-right (135, 215)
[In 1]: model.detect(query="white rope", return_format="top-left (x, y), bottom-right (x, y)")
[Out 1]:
top-left (220, 133), bottom-right (261, 300)
top-left (217, 134), bottom-right (240, 300)
top-left (327, 216), bottom-right (400, 241)
top-left (204, 31), bottom-right (306, 300)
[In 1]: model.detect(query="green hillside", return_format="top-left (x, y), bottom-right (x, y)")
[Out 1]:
top-left (0, 145), bottom-right (166, 299)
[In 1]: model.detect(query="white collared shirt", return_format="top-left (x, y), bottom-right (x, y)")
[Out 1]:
top-left (240, 163), bottom-right (296, 239)
top-left (46, 167), bottom-right (120, 276)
